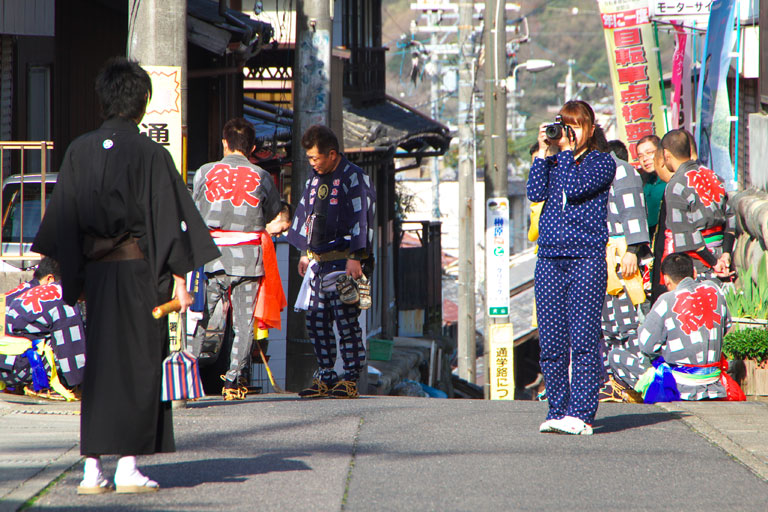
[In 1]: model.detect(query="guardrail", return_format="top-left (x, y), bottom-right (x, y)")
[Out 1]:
top-left (0, 141), bottom-right (54, 264)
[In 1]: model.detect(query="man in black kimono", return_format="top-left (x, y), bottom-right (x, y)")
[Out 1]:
top-left (32, 57), bottom-right (219, 494)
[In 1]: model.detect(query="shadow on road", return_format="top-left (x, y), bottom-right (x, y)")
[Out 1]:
top-left (594, 411), bottom-right (682, 434)
top-left (143, 453), bottom-right (312, 488)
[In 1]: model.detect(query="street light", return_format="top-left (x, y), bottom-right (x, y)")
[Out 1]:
top-left (506, 59), bottom-right (556, 138)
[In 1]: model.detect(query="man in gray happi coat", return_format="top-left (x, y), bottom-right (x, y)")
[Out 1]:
top-left (191, 118), bottom-right (282, 400)
top-left (660, 130), bottom-right (735, 282)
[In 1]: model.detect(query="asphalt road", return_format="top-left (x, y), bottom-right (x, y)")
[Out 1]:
top-left (17, 396), bottom-right (768, 512)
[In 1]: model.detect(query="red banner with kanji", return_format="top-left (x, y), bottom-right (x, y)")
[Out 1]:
top-left (597, 0), bottom-right (667, 165)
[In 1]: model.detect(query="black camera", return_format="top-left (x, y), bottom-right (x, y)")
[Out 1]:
top-left (545, 115), bottom-right (572, 140)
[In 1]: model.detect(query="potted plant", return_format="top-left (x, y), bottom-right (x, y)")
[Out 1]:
top-left (722, 328), bottom-right (768, 395)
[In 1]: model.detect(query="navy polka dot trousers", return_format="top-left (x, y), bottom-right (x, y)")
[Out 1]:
top-left (535, 256), bottom-right (607, 425)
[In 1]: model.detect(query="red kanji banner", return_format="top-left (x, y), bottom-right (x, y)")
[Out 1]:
top-left (598, 1), bottom-right (668, 165)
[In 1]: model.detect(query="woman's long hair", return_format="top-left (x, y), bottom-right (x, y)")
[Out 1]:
top-left (559, 100), bottom-right (599, 153)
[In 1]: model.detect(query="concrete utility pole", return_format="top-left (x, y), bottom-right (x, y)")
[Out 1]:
top-left (457, 0), bottom-right (476, 383)
top-left (127, 0), bottom-right (188, 159)
top-left (428, 12), bottom-right (442, 221)
top-left (288, 1), bottom-right (333, 341)
top-left (482, 0), bottom-right (507, 398)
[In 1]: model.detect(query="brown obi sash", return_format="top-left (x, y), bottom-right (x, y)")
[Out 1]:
top-left (84, 233), bottom-right (144, 262)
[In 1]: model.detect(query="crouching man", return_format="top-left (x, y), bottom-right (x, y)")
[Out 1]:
top-left (0, 257), bottom-right (85, 400)
top-left (609, 252), bottom-right (730, 401)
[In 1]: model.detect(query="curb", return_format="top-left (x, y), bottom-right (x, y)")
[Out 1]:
top-left (656, 402), bottom-right (768, 482)
top-left (0, 444), bottom-right (81, 512)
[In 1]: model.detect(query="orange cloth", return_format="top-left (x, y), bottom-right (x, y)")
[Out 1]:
top-left (253, 233), bottom-right (287, 330)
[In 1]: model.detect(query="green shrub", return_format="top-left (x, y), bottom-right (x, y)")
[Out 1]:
top-left (723, 328), bottom-right (768, 362)
top-left (724, 253), bottom-right (768, 319)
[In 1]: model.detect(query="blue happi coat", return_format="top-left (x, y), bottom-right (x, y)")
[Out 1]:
top-left (287, 156), bottom-right (376, 272)
top-left (1, 282), bottom-right (86, 387)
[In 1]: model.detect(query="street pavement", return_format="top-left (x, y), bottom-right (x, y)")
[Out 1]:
top-left (2, 392), bottom-right (767, 512)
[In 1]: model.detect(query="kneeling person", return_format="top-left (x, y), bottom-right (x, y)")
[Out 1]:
top-left (0, 257), bottom-right (85, 400)
top-left (609, 253), bottom-right (729, 401)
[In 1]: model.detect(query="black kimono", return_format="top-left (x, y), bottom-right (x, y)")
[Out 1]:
top-left (32, 117), bottom-right (219, 456)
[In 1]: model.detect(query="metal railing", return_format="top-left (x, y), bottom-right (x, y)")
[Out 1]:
top-left (0, 141), bottom-right (54, 263)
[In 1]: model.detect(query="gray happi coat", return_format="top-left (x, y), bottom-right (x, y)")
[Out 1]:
top-left (193, 154), bottom-right (282, 277)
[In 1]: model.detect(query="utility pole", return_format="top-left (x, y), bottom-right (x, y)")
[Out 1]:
top-left (428, 11), bottom-right (442, 221)
top-left (127, 0), bottom-right (188, 162)
top-left (457, 0), bottom-right (476, 383)
top-left (288, 1), bottom-right (333, 342)
top-left (482, 0), bottom-right (507, 399)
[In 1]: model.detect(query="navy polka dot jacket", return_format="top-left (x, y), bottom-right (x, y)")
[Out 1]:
top-left (526, 149), bottom-right (616, 259)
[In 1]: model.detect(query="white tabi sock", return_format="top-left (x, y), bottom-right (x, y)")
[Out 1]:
top-left (81, 457), bottom-right (103, 486)
top-left (115, 456), bottom-right (158, 488)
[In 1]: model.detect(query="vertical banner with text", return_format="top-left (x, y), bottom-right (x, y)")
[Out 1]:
top-left (489, 323), bottom-right (515, 400)
top-left (597, 1), bottom-right (667, 164)
top-left (141, 65), bottom-right (183, 174)
top-left (486, 198), bottom-right (509, 318)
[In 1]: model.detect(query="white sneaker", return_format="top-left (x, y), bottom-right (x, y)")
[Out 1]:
top-left (539, 419), bottom-right (559, 433)
top-left (549, 415), bottom-right (593, 435)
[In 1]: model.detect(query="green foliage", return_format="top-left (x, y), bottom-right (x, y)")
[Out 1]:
top-left (723, 328), bottom-right (768, 363)
top-left (724, 254), bottom-right (768, 319)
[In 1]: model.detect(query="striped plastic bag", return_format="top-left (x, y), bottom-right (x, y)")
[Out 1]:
top-left (161, 349), bottom-right (205, 401)
top-left (160, 310), bottom-right (204, 401)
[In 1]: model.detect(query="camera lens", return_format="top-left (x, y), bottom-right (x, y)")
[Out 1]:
top-left (545, 124), bottom-right (562, 140)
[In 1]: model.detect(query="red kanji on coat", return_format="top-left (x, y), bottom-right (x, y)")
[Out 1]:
top-left (20, 284), bottom-right (62, 314)
top-left (5, 282), bottom-right (29, 297)
top-left (204, 163), bottom-right (262, 207)
top-left (685, 167), bottom-right (725, 207)
top-left (672, 286), bottom-right (721, 335)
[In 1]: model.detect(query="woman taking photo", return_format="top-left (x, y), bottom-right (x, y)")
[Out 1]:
top-left (526, 100), bottom-right (615, 435)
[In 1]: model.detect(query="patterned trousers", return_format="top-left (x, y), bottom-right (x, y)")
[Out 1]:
top-left (608, 343), bottom-right (650, 387)
top-left (600, 292), bottom-right (640, 379)
top-left (0, 353), bottom-right (53, 388)
top-left (535, 257), bottom-right (606, 425)
top-left (191, 273), bottom-right (260, 383)
top-left (305, 276), bottom-right (366, 384)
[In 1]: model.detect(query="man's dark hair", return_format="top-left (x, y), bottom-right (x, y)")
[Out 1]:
top-left (661, 252), bottom-right (695, 283)
top-left (222, 117), bottom-right (256, 156)
top-left (95, 57), bottom-right (152, 121)
top-left (301, 125), bottom-right (340, 154)
top-left (33, 257), bottom-right (61, 281)
top-left (660, 129), bottom-right (692, 161)
top-left (637, 134), bottom-right (660, 149)
top-left (280, 200), bottom-right (293, 218)
top-left (608, 139), bottom-right (629, 161)
top-left (592, 125), bottom-right (610, 153)
top-left (529, 142), bottom-right (540, 156)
